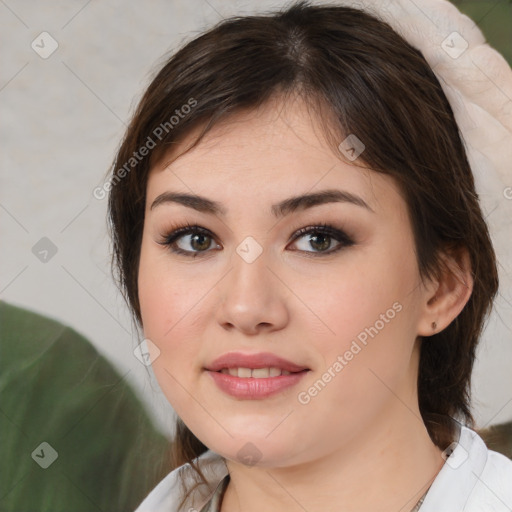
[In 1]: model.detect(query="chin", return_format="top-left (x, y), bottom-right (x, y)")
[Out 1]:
top-left (201, 432), bottom-right (305, 469)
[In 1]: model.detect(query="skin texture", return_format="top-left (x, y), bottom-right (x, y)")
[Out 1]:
top-left (138, 94), bottom-right (473, 512)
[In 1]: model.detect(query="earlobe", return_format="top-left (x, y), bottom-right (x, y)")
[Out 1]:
top-left (417, 248), bottom-right (473, 337)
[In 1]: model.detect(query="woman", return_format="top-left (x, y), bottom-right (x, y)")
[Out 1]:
top-left (107, 1), bottom-right (512, 510)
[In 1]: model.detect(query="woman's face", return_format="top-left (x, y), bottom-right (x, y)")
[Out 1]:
top-left (138, 96), bottom-right (432, 467)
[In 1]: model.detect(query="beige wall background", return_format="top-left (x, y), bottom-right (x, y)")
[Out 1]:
top-left (1, 0), bottom-right (511, 437)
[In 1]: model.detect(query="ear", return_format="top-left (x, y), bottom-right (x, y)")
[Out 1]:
top-left (417, 247), bottom-right (473, 337)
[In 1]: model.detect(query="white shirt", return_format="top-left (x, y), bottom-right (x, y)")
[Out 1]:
top-left (135, 425), bottom-right (512, 511)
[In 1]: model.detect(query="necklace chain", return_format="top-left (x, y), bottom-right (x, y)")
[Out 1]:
top-left (409, 488), bottom-right (429, 512)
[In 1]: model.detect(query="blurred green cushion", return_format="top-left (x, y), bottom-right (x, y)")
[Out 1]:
top-left (0, 300), bottom-right (171, 512)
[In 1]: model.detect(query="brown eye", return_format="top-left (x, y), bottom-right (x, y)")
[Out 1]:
top-left (158, 225), bottom-right (221, 257)
top-left (181, 233), bottom-right (213, 252)
top-left (289, 224), bottom-right (354, 255)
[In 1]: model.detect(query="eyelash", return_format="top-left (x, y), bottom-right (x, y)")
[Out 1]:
top-left (157, 221), bottom-right (355, 258)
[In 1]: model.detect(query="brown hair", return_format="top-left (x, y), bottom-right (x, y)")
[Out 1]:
top-left (107, 0), bottom-right (498, 504)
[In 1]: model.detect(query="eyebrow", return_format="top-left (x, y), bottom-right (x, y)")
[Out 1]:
top-left (150, 189), bottom-right (373, 216)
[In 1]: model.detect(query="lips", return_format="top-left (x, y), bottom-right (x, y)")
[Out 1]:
top-left (205, 351), bottom-right (309, 373)
top-left (204, 352), bottom-right (310, 399)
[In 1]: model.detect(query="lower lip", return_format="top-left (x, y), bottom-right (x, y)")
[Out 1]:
top-left (206, 370), bottom-right (309, 399)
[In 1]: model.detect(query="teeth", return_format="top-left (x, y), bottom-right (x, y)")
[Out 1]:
top-left (269, 367), bottom-right (281, 377)
top-left (251, 367), bottom-right (269, 378)
top-left (238, 367), bottom-right (252, 378)
top-left (218, 367), bottom-right (295, 378)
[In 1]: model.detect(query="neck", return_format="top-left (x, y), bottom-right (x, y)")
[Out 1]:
top-left (221, 402), bottom-right (444, 512)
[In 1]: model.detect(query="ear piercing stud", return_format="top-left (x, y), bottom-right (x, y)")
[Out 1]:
top-left (431, 321), bottom-right (437, 331)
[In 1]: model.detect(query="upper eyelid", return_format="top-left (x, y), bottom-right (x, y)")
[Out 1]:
top-left (164, 223), bottom-right (344, 239)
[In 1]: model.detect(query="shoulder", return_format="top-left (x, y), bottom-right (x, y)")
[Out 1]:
top-left (134, 450), bottom-right (228, 512)
top-left (421, 425), bottom-right (512, 512)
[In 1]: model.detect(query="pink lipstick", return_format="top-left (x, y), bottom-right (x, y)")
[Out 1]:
top-left (204, 352), bottom-right (310, 399)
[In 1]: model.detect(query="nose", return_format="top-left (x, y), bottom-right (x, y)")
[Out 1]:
top-left (215, 244), bottom-right (289, 335)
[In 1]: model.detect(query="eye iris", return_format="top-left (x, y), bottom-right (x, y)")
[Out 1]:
top-left (190, 233), bottom-right (211, 251)
top-left (309, 233), bottom-right (330, 251)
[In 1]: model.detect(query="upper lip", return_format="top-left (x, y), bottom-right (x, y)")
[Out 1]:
top-left (205, 352), bottom-right (309, 373)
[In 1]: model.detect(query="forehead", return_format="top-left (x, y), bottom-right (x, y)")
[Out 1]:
top-left (146, 96), bottom-right (403, 217)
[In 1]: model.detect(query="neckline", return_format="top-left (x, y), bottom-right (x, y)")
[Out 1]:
top-left (200, 473), bottom-right (430, 512)
top-left (199, 473), bottom-right (230, 512)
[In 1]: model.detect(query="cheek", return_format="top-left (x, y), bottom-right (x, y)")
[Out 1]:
top-left (297, 245), bottom-right (418, 357)
top-left (138, 238), bottom-right (203, 369)
top-left (138, 234), bottom-right (234, 428)
top-left (290, 277), bottom-right (419, 457)
top-left (138, 246), bottom-right (206, 422)
top-left (295, 243), bottom-right (421, 409)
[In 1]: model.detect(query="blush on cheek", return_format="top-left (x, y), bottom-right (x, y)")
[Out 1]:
top-left (138, 265), bottom-right (177, 339)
